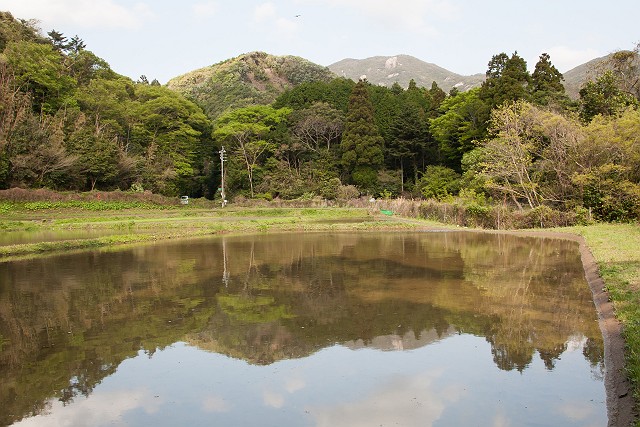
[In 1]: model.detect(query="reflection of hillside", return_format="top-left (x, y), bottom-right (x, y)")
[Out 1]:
top-left (344, 327), bottom-right (457, 351)
top-left (0, 232), bottom-right (604, 425)
top-left (329, 233), bottom-right (604, 372)
top-left (0, 248), bottom-right (221, 426)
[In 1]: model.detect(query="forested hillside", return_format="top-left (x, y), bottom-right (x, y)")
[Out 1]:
top-left (0, 12), bottom-right (215, 197)
top-left (167, 51), bottom-right (335, 120)
top-left (1, 10), bottom-right (639, 223)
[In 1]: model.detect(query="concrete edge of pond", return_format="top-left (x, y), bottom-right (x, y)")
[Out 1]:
top-left (484, 229), bottom-right (634, 427)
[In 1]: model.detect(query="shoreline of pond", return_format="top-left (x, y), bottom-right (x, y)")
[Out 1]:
top-left (0, 205), bottom-right (637, 426)
top-left (497, 229), bottom-right (635, 427)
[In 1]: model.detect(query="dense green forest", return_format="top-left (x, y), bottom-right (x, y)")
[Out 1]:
top-left (1, 11), bottom-right (638, 222)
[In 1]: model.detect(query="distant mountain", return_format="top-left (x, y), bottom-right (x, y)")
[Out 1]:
top-left (562, 52), bottom-right (640, 99)
top-left (166, 51), bottom-right (335, 119)
top-left (166, 51), bottom-right (634, 117)
top-left (328, 54), bottom-right (485, 92)
top-left (561, 55), bottom-right (611, 99)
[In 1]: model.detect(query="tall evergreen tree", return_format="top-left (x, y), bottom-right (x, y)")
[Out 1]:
top-left (67, 35), bottom-right (86, 54)
top-left (340, 79), bottom-right (384, 193)
top-left (47, 30), bottom-right (68, 51)
top-left (427, 81), bottom-right (447, 114)
top-left (387, 100), bottom-right (432, 188)
top-left (531, 53), bottom-right (566, 106)
top-left (480, 52), bottom-right (531, 109)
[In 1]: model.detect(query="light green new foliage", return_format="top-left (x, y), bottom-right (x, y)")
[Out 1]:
top-left (4, 40), bottom-right (76, 112)
top-left (430, 88), bottom-right (488, 167)
top-left (214, 105), bottom-right (291, 197)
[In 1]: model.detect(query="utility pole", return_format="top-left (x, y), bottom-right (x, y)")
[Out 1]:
top-left (222, 237), bottom-right (229, 287)
top-left (219, 146), bottom-right (227, 207)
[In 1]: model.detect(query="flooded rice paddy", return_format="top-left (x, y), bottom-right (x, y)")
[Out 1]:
top-left (0, 231), bottom-right (606, 426)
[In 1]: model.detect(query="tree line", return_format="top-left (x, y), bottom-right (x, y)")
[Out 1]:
top-left (1, 11), bottom-right (638, 221)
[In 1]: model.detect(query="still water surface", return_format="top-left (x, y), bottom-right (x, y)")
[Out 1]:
top-left (0, 232), bottom-right (606, 426)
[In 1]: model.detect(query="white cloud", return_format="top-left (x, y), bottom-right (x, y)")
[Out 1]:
top-left (555, 401), bottom-right (596, 422)
top-left (300, 0), bottom-right (457, 35)
top-left (253, 2), bottom-right (300, 38)
top-left (542, 46), bottom-right (602, 72)
top-left (284, 376), bottom-right (306, 393)
top-left (492, 409), bottom-right (511, 427)
top-left (263, 390), bottom-right (285, 408)
top-left (12, 389), bottom-right (161, 427)
top-left (275, 17), bottom-right (299, 35)
top-left (0, 0), bottom-right (150, 29)
top-left (192, 1), bottom-right (218, 19)
top-left (254, 2), bottom-right (277, 23)
top-left (307, 370), bottom-right (466, 427)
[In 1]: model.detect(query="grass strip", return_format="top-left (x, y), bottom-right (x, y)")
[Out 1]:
top-left (0, 212), bottom-right (426, 261)
top-left (565, 224), bottom-right (640, 418)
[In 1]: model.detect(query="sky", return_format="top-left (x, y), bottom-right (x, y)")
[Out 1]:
top-left (1, 0), bottom-right (638, 84)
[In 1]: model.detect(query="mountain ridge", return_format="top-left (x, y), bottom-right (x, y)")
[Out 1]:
top-left (328, 54), bottom-right (485, 92)
top-left (166, 51), bottom-right (620, 118)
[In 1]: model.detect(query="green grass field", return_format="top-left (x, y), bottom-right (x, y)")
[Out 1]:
top-left (565, 224), bottom-right (640, 415)
top-left (0, 203), bottom-right (440, 260)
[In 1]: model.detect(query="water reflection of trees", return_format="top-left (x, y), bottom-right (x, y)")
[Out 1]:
top-left (0, 232), bottom-right (604, 424)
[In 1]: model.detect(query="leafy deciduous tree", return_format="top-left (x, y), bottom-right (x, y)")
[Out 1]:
top-left (4, 40), bottom-right (76, 114)
top-left (214, 105), bottom-right (291, 197)
top-left (430, 88), bottom-right (489, 170)
top-left (480, 101), bottom-right (542, 209)
top-left (579, 70), bottom-right (638, 122)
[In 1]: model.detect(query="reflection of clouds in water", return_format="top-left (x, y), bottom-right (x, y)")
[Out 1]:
top-left (285, 376), bottom-right (306, 393)
top-left (556, 401), bottom-right (596, 421)
top-left (566, 335), bottom-right (588, 352)
top-left (263, 390), bottom-right (285, 408)
top-left (202, 395), bottom-right (231, 413)
top-left (262, 371), bottom-right (306, 409)
top-left (307, 370), bottom-right (466, 427)
top-left (13, 389), bottom-right (160, 427)
top-left (492, 409), bottom-right (510, 427)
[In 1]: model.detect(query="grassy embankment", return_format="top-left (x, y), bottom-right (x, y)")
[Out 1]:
top-left (0, 198), bottom-right (438, 260)
top-left (564, 224), bottom-right (640, 415)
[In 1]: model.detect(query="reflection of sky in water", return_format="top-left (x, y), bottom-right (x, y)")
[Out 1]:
top-left (13, 334), bottom-right (605, 427)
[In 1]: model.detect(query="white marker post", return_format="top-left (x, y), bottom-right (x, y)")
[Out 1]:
top-left (219, 146), bottom-right (227, 207)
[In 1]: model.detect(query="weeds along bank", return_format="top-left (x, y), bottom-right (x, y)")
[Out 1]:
top-left (0, 188), bottom-right (615, 230)
top-left (359, 197), bottom-right (584, 229)
top-left (202, 194), bottom-right (598, 230)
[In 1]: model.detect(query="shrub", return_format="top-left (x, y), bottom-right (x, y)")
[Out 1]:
top-left (317, 178), bottom-right (342, 200)
top-left (510, 205), bottom-right (577, 229)
top-left (419, 166), bottom-right (461, 200)
top-left (337, 185), bottom-right (360, 201)
top-left (255, 192), bottom-right (274, 201)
